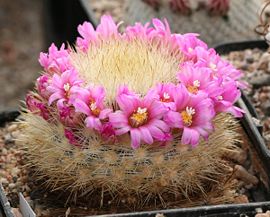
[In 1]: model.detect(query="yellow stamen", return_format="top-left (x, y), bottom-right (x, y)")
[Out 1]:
top-left (89, 100), bottom-right (100, 116)
top-left (63, 83), bottom-right (70, 92)
top-left (193, 80), bottom-right (200, 87)
top-left (181, 107), bottom-right (195, 126)
top-left (161, 92), bottom-right (171, 102)
top-left (63, 83), bottom-right (71, 98)
top-left (187, 86), bottom-right (198, 94)
top-left (129, 107), bottom-right (148, 128)
top-left (187, 80), bottom-right (200, 94)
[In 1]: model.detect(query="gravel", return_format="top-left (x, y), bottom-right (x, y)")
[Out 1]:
top-left (224, 47), bottom-right (270, 149)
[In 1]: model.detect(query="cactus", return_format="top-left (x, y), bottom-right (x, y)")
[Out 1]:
top-left (20, 15), bottom-right (244, 209)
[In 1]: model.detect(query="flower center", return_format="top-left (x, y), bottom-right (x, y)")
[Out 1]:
top-left (129, 107), bottom-right (148, 128)
top-left (181, 106), bottom-right (195, 126)
top-left (89, 100), bottom-right (100, 116)
top-left (187, 80), bottom-right (200, 94)
top-left (188, 47), bottom-right (193, 53)
top-left (63, 83), bottom-right (70, 92)
top-left (160, 92), bottom-right (172, 102)
top-left (209, 62), bottom-right (217, 71)
top-left (217, 95), bottom-right (223, 101)
top-left (63, 83), bottom-right (71, 98)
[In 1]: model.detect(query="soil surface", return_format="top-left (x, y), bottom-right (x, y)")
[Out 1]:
top-left (224, 47), bottom-right (270, 150)
top-left (0, 0), bottom-right (44, 112)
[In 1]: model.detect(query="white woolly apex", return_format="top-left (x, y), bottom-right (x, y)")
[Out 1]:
top-left (63, 83), bottom-right (71, 92)
top-left (71, 38), bottom-right (181, 104)
top-left (186, 106), bottom-right (196, 116)
top-left (163, 92), bottom-right (170, 99)
top-left (188, 47), bottom-right (193, 53)
top-left (137, 107), bottom-right (147, 114)
top-left (193, 80), bottom-right (200, 87)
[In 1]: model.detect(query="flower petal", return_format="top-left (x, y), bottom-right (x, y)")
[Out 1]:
top-left (130, 129), bottom-right (141, 149)
top-left (148, 125), bottom-right (164, 140)
top-left (181, 127), bottom-right (200, 146)
top-left (99, 108), bottom-right (112, 119)
top-left (139, 127), bottom-right (153, 144)
top-left (85, 116), bottom-right (102, 130)
top-left (109, 112), bottom-right (128, 128)
top-left (151, 119), bottom-right (170, 132)
top-left (48, 92), bottom-right (63, 105)
top-left (73, 99), bottom-right (90, 115)
top-left (164, 111), bottom-right (183, 128)
top-left (116, 94), bottom-right (139, 114)
top-left (115, 126), bottom-right (130, 135)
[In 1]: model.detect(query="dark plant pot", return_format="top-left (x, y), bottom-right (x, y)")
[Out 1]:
top-left (0, 183), bottom-right (14, 217)
top-left (215, 40), bottom-right (270, 175)
top-left (43, 0), bottom-right (96, 48)
top-left (0, 111), bottom-right (19, 217)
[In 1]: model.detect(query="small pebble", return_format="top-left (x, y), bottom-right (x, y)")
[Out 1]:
top-left (7, 124), bottom-right (18, 133)
top-left (155, 214), bottom-right (166, 217)
top-left (2, 148), bottom-right (7, 155)
top-left (249, 73), bottom-right (270, 88)
top-left (11, 167), bottom-right (20, 176)
top-left (261, 101), bottom-right (270, 116)
top-left (11, 130), bottom-right (20, 138)
top-left (4, 133), bottom-right (13, 144)
top-left (0, 178), bottom-right (8, 184)
top-left (225, 48), bottom-right (270, 149)
top-left (255, 211), bottom-right (270, 217)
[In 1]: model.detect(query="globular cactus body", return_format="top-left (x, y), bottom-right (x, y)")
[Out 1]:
top-left (20, 15), bottom-right (244, 208)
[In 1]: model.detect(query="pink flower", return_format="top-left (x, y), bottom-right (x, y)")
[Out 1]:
top-left (125, 22), bottom-right (152, 41)
top-left (77, 15), bottom-right (120, 51)
top-left (26, 93), bottom-right (50, 120)
top-left (176, 33), bottom-right (208, 61)
top-left (36, 75), bottom-right (51, 99)
top-left (165, 85), bottom-right (215, 146)
top-left (100, 122), bottom-right (116, 142)
top-left (125, 18), bottom-right (180, 53)
top-left (217, 61), bottom-right (247, 89)
top-left (194, 47), bottom-right (246, 89)
top-left (47, 69), bottom-right (82, 105)
top-left (194, 47), bottom-right (221, 71)
top-left (77, 22), bottom-right (98, 51)
top-left (109, 88), bottom-right (170, 149)
top-left (177, 63), bottom-right (222, 98)
top-left (96, 15), bottom-right (120, 39)
top-left (71, 86), bottom-right (111, 131)
top-left (39, 43), bottom-right (72, 73)
top-left (117, 85), bottom-right (139, 97)
top-left (57, 101), bottom-right (82, 127)
top-left (213, 81), bottom-right (244, 118)
top-left (148, 83), bottom-right (176, 109)
top-left (158, 132), bottom-right (173, 146)
top-left (64, 129), bottom-right (80, 147)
